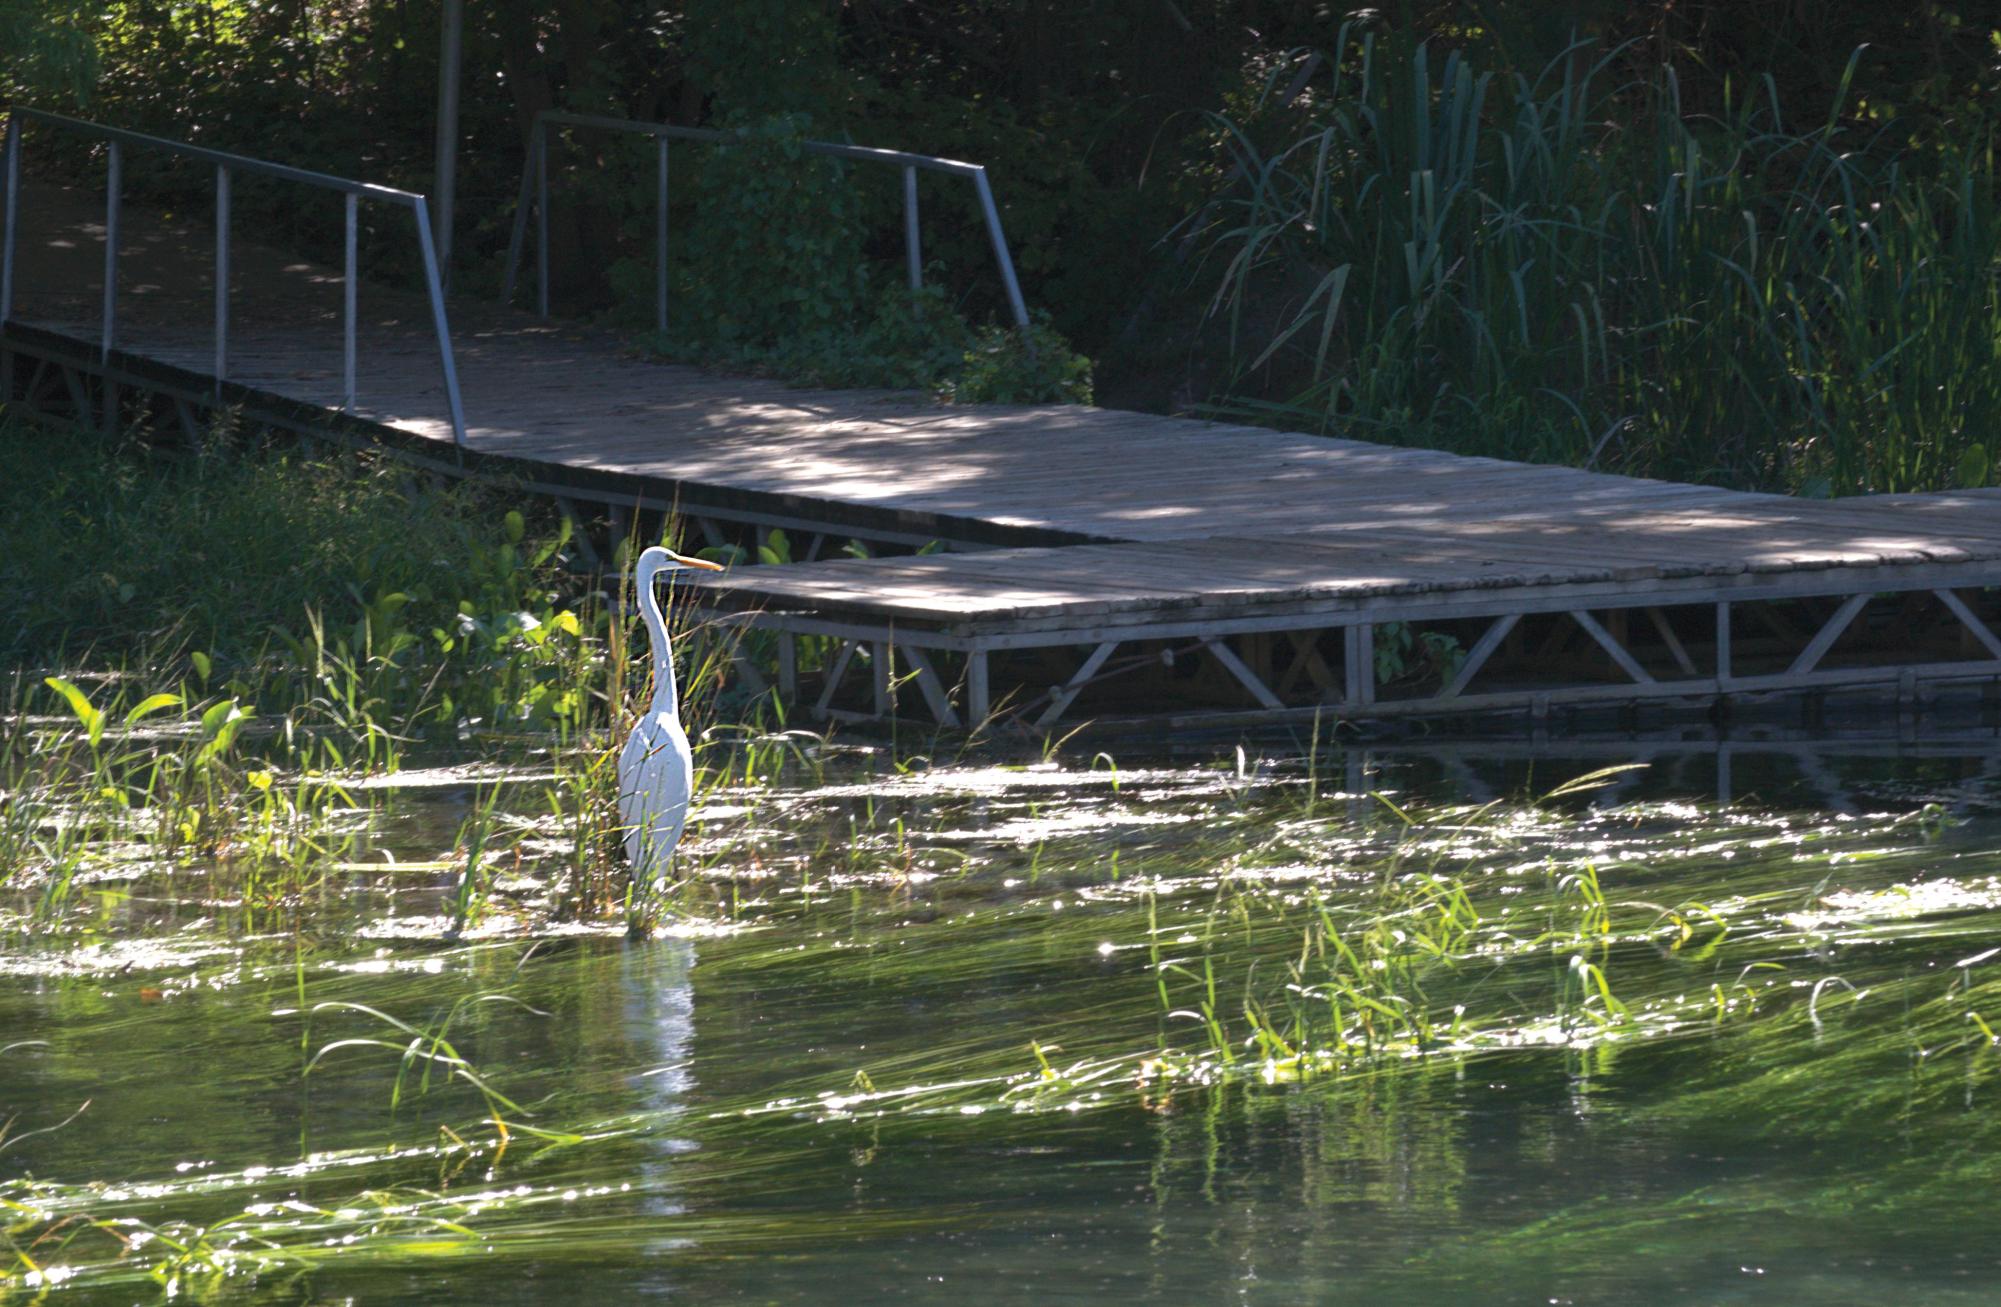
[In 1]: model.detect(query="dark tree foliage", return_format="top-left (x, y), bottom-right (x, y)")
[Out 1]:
top-left (3, 2), bottom-right (1997, 419)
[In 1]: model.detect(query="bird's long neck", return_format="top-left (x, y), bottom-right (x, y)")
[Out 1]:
top-left (639, 562), bottom-right (678, 719)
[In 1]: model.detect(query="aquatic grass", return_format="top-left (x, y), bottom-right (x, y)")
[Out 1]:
top-left (9, 750), bottom-right (2001, 1299)
top-left (1404, 941), bottom-right (2001, 1285)
top-left (0, 672), bottom-right (377, 923)
top-left (0, 412), bottom-right (836, 939)
top-left (1, 1179), bottom-right (489, 1298)
top-left (305, 996), bottom-right (543, 1132)
top-left (1048, 793), bottom-right (1996, 1096)
top-left (0, 616), bottom-right (812, 938)
top-left (444, 784), bottom-right (507, 940)
top-left (593, 764), bottom-right (2001, 1148)
top-left (0, 1161), bottom-right (968, 1300)
top-left (652, 754), bottom-right (1987, 1115)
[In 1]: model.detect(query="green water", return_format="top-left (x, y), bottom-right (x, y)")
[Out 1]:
top-left (8, 739), bottom-right (2001, 1303)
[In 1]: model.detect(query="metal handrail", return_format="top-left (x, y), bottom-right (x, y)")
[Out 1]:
top-left (0, 107), bottom-right (468, 447)
top-left (499, 110), bottom-right (1032, 338)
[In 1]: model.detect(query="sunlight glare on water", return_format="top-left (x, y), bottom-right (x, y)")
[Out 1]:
top-left (6, 738), bottom-right (2001, 1302)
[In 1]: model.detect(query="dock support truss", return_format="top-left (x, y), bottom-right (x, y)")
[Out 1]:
top-left (713, 579), bottom-right (2001, 731)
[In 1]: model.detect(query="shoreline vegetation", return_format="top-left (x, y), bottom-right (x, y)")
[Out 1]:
top-left (1193, 34), bottom-right (2001, 494)
top-left (0, 415), bottom-right (742, 937)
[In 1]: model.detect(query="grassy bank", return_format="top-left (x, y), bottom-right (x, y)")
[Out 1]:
top-left (0, 418), bottom-right (775, 936)
top-left (0, 418), bottom-right (592, 725)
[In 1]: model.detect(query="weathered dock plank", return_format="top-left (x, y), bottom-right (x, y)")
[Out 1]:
top-left (7, 178), bottom-right (2001, 727)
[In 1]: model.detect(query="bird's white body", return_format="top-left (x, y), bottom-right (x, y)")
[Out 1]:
top-left (617, 546), bottom-right (724, 881)
top-left (618, 706), bottom-right (694, 878)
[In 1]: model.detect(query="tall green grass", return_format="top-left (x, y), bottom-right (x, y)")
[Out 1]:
top-left (1196, 32), bottom-right (2001, 493)
top-left (0, 419), bottom-right (612, 747)
top-left (0, 418), bottom-right (805, 935)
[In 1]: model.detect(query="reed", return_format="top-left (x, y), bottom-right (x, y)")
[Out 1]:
top-left (0, 417), bottom-right (827, 937)
top-left (1195, 32), bottom-right (2001, 494)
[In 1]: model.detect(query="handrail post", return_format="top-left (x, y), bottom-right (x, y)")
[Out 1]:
top-left (1, 115), bottom-right (20, 327)
top-left (655, 135), bottom-right (669, 336)
top-left (432, 0), bottom-right (463, 282)
top-left (535, 123), bottom-right (549, 318)
top-left (9, 109), bottom-right (476, 439)
top-left (903, 164), bottom-right (921, 293)
top-left (411, 199), bottom-right (468, 449)
top-left (971, 167), bottom-right (1030, 334)
top-left (214, 164), bottom-right (229, 396)
top-left (101, 139), bottom-right (120, 360)
top-left (497, 113), bottom-right (1036, 341)
top-left (343, 192), bottom-right (357, 411)
top-left (500, 118), bottom-right (536, 308)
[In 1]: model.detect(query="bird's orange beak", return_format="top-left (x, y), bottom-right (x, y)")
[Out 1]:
top-left (669, 549), bottom-right (727, 571)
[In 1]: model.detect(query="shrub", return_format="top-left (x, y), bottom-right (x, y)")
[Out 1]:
top-left (943, 314), bottom-right (1095, 406)
top-left (679, 113), bottom-right (871, 350)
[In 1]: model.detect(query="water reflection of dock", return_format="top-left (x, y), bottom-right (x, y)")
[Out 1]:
top-left (1332, 725), bottom-right (2001, 810)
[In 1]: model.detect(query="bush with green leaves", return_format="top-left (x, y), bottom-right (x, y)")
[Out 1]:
top-left (657, 273), bottom-right (1094, 404)
top-left (679, 113), bottom-right (871, 350)
top-left (639, 7), bottom-right (1099, 404)
top-left (944, 314), bottom-right (1095, 406)
top-left (653, 283), bottom-right (966, 389)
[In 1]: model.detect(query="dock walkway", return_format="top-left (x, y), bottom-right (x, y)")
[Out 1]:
top-left (8, 179), bottom-right (2001, 729)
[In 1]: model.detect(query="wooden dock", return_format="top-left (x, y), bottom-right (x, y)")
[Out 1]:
top-left (8, 179), bottom-right (2001, 731)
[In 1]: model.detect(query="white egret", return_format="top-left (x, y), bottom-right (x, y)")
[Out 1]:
top-left (620, 545), bottom-right (726, 881)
